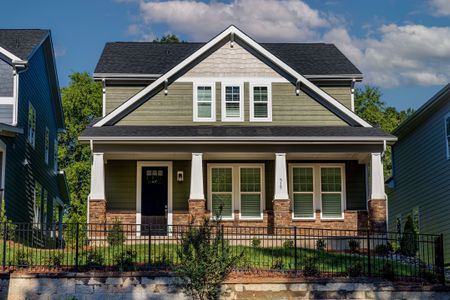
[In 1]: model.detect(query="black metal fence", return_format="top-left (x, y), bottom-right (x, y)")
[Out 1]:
top-left (0, 222), bottom-right (445, 283)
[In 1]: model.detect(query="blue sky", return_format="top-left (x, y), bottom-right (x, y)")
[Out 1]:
top-left (1, 0), bottom-right (449, 111)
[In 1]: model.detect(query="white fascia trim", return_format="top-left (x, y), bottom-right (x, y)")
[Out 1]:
top-left (193, 82), bottom-right (216, 122)
top-left (249, 82), bottom-right (272, 122)
top-left (221, 81), bottom-right (244, 122)
top-left (79, 136), bottom-right (396, 142)
top-left (93, 73), bottom-right (161, 79)
top-left (445, 112), bottom-right (450, 160)
top-left (94, 25), bottom-right (371, 128)
top-left (0, 46), bottom-right (22, 62)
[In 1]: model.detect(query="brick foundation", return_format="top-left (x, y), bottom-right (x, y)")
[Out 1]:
top-left (368, 199), bottom-right (387, 232)
top-left (88, 199), bottom-right (106, 224)
top-left (188, 199), bottom-right (206, 225)
top-left (272, 199), bottom-right (291, 227)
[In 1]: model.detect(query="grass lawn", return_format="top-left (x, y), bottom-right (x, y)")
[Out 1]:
top-left (0, 241), bottom-right (423, 278)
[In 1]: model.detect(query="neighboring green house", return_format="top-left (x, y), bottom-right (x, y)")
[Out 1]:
top-left (0, 30), bottom-right (69, 225)
top-left (81, 26), bottom-right (396, 233)
top-left (387, 84), bottom-right (450, 263)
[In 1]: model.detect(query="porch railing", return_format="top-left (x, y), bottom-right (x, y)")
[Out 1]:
top-left (0, 222), bottom-right (445, 284)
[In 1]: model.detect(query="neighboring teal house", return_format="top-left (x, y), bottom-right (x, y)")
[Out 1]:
top-left (387, 84), bottom-right (450, 263)
top-left (0, 29), bottom-right (69, 225)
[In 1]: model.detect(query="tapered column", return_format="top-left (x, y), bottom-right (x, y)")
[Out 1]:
top-left (273, 153), bottom-right (291, 227)
top-left (368, 153), bottom-right (387, 232)
top-left (89, 153), bottom-right (106, 224)
top-left (189, 153), bottom-right (205, 224)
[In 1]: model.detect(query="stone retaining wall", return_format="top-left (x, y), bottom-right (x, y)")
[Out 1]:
top-left (1, 273), bottom-right (449, 300)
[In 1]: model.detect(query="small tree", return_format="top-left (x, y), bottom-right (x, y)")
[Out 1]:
top-left (0, 200), bottom-right (16, 240)
top-left (400, 215), bottom-right (418, 257)
top-left (176, 209), bottom-right (242, 300)
top-left (107, 220), bottom-right (126, 247)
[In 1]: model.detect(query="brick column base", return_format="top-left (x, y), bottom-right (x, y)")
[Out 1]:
top-left (368, 199), bottom-right (387, 232)
top-left (273, 199), bottom-right (291, 227)
top-left (188, 199), bottom-right (206, 225)
top-left (89, 199), bottom-right (106, 224)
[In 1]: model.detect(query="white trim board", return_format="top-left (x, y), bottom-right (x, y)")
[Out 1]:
top-left (93, 25), bottom-right (371, 128)
top-left (136, 161), bottom-right (173, 234)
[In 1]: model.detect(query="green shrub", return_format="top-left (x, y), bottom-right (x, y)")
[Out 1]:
top-left (0, 200), bottom-right (16, 240)
top-left (107, 220), bottom-right (126, 247)
top-left (316, 239), bottom-right (326, 251)
top-left (346, 262), bottom-right (363, 277)
top-left (47, 252), bottom-right (64, 268)
top-left (236, 256), bottom-right (253, 270)
top-left (251, 238), bottom-right (261, 248)
top-left (84, 250), bottom-right (104, 268)
top-left (175, 212), bottom-right (243, 300)
top-left (381, 262), bottom-right (395, 281)
top-left (283, 239), bottom-right (294, 249)
top-left (375, 244), bottom-right (390, 257)
top-left (400, 215), bottom-right (418, 257)
top-left (271, 258), bottom-right (284, 270)
top-left (303, 256), bottom-right (320, 277)
top-left (348, 238), bottom-right (360, 254)
top-left (418, 264), bottom-right (437, 283)
top-left (387, 241), bottom-right (400, 253)
top-left (114, 249), bottom-right (137, 271)
top-left (16, 249), bottom-right (33, 267)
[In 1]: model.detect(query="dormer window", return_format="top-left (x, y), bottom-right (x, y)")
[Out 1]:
top-left (250, 84), bottom-right (272, 122)
top-left (193, 83), bottom-right (215, 122)
top-left (222, 82), bottom-right (244, 122)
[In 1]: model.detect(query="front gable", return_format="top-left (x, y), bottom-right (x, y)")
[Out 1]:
top-left (95, 26), bottom-right (370, 128)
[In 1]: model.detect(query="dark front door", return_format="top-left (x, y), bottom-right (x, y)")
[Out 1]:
top-left (141, 167), bottom-right (168, 226)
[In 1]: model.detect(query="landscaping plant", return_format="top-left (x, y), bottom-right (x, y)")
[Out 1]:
top-left (0, 200), bottom-right (16, 240)
top-left (47, 252), bottom-right (65, 269)
top-left (346, 262), bottom-right (363, 277)
top-left (16, 249), bottom-right (33, 267)
top-left (374, 244), bottom-right (390, 257)
top-left (302, 256), bottom-right (320, 277)
top-left (84, 250), bottom-right (104, 269)
top-left (348, 238), bottom-right (360, 254)
top-left (316, 239), bottom-right (326, 251)
top-left (176, 208), bottom-right (243, 300)
top-left (114, 249), bottom-right (137, 271)
top-left (400, 215), bottom-right (418, 257)
top-left (107, 220), bottom-right (126, 247)
top-left (283, 239), bottom-right (294, 249)
top-left (251, 238), bottom-right (261, 248)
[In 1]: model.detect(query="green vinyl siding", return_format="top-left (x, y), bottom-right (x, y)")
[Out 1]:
top-left (172, 160), bottom-right (190, 210)
top-left (105, 86), bottom-right (146, 114)
top-left (117, 82), bottom-right (348, 126)
top-left (105, 160), bottom-right (136, 210)
top-left (320, 86), bottom-right (352, 110)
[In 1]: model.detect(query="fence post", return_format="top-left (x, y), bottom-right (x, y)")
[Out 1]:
top-left (294, 226), bottom-right (297, 273)
top-left (435, 234), bottom-right (445, 285)
top-left (221, 224), bottom-right (224, 254)
top-left (366, 230), bottom-right (371, 277)
top-left (2, 221), bottom-right (6, 270)
top-left (75, 222), bottom-right (79, 271)
top-left (148, 226), bottom-right (152, 266)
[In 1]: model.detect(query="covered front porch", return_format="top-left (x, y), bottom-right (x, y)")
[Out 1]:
top-left (87, 147), bottom-right (387, 232)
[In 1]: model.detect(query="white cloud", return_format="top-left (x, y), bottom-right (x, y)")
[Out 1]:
top-left (430, 0), bottom-right (450, 16)
top-left (126, 0), bottom-right (450, 88)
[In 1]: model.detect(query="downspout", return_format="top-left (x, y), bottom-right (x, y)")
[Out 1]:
top-left (87, 139), bottom-right (94, 224)
top-left (382, 139), bottom-right (388, 230)
top-left (12, 62), bottom-right (28, 126)
top-left (350, 79), bottom-right (356, 112)
top-left (102, 79), bottom-right (106, 117)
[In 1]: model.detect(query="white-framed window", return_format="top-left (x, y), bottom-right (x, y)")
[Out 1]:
top-left (193, 83), bottom-right (215, 122)
top-left (208, 164), bottom-right (265, 220)
top-left (33, 181), bottom-right (42, 227)
top-left (445, 113), bottom-right (450, 159)
top-left (221, 82), bottom-right (244, 122)
top-left (249, 83), bottom-right (272, 121)
top-left (289, 164), bottom-right (345, 220)
top-left (27, 103), bottom-right (36, 148)
top-left (42, 189), bottom-right (48, 228)
top-left (239, 166), bottom-right (264, 219)
top-left (53, 138), bottom-right (58, 173)
top-left (44, 127), bottom-right (49, 164)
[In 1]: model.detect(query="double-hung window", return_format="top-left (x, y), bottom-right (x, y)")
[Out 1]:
top-left (250, 84), bottom-right (272, 121)
top-left (209, 164), bottom-right (264, 220)
top-left (27, 103), bottom-right (36, 148)
top-left (446, 113), bottom-right (450, 159)
top-left (33, 182), bottom-right (42, 227)
top-left (193, 83), bottom-right (215, 122)
top-left (222, 83), bottom-right (244, 121)
top-left (290, 164), bottom-right (345, 220)
top-left (239, 167), bottom-right (263, 219)
top-left (44, 127), bottom-right (49, 164)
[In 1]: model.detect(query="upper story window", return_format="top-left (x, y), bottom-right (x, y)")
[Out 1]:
top-left (193, 83), bottom-right (215, 122)
top-left (27, 103), bottom-right (36, 148)
top-left (54, 138), bottom-right (58, 173)
top-left (222, 83), bottom-right (244, 122)
top-left (250, 84), bottom-right (272, 122)
top-left (33, 181), bottom-right (42, 227)
top-left (446, 113), bottom-right (450, 159)
top-left (44, 127), bottom-right (49, 164)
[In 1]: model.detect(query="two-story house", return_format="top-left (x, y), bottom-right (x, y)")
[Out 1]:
top-left (81, 26), bottom-right (396, 232)
top-left (387, 83), bottom-right (450, 262)
top-left (0, 29), bottom-right (69, 226)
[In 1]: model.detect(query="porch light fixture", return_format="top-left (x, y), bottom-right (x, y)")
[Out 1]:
top-left (164, 80), bottom-right (168, 95)
top-left (177, 171), bottom-right (184, 182)
top-left (296, 80), bottom-right (301, 95)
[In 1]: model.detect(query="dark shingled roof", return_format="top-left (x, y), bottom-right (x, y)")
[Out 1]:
top-left (0, 29), bottom-right (49, 60)
top-left (94, 42), bottom-right (362, 76)
top-left (81, 125), bottom-right (394, 140)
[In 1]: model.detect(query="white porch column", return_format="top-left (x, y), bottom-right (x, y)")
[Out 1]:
top-left (90, 153), bottom-right (106, 200)
top-left (274, 153), bottom-right (289, 200)
top-left (189, 153), bottom-right (204, 200)
top-left (370, 153), bottom-right (385, 200)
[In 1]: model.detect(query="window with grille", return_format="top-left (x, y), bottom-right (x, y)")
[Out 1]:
top-left (222, 84), bottom-right (243, 121)
top-left (250, 84), bottom-right (271, 121)
top-left (194, 83), bottom-right (215, 121)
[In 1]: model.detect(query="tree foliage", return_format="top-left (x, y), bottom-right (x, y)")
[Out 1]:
top-left (354, 85), bottom-right (413, 176)
top-left (153, 34), bottom-right (182, 43)
top-left (60, 72), bottom-right (102, 223)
